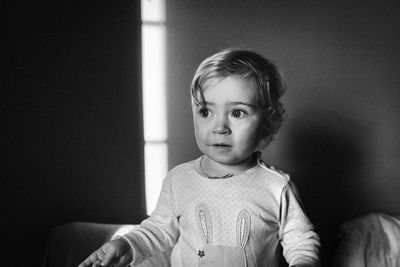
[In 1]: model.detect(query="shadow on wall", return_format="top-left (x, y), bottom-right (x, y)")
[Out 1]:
top-left (285, 109), bottom-right (370, 266)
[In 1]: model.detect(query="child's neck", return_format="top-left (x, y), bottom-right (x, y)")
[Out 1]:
top-left (201, 154), bottom-right (257, 178)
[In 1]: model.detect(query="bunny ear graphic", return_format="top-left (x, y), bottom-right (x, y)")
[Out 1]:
top-left (195, 202), bottom-right (213, 246)
top-left (236, 209), bottom-right (251, 248)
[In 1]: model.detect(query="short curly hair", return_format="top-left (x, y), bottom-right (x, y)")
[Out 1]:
top-left (191, 48), bottom-right (286, 140)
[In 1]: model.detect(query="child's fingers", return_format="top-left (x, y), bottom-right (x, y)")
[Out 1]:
top-left (79, 241), bottom-right (122, 267)
top-left (100, 256), bottom-right (111, 266)
top-left (78, 250), bottom-right (102, 267)
top-left (92, 260), bottom-right (103, 267)
top-left (99, 246), bottom-right (118, 266)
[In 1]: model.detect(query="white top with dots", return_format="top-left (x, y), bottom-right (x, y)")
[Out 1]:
top-left (122, 157), bottom-right (320, 267)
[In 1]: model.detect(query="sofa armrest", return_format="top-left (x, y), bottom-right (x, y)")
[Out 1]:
top-left (333, 213), bottom-right (400, 267)
top-left (43, 222), bottom-right (132, 267)
top-left (43, 222), bottom-right (172, 267)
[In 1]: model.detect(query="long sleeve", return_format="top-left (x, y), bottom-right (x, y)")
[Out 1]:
top-left (122, 175), bottom-right (180, 265)
top-left (279, 181), bottom-right (320, 266)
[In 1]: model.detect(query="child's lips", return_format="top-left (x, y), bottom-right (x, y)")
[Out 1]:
top-left (213, 143), bottom-right (230, 147)
top-left (211, 143), bottom-right (232, 151)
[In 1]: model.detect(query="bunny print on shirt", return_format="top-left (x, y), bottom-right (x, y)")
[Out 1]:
top-left (195, 202), bottom-right (251, 267)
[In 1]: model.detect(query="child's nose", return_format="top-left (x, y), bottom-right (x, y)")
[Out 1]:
top-left (212, 116), bottom-right (231, 135)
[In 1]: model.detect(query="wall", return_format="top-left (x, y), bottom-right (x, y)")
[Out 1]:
top-left (166, 1), bottom-right (400, 265)
top-left (3, 1), bottom-right (145, 266)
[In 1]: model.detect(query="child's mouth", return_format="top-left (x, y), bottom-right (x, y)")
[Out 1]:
top-left (212, 144), bottom-right (232, 153)
top-left (214, 143), bottom-right (229, 147)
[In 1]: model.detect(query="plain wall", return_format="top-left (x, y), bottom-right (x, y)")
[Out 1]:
top-left (3, 1), bottom-right (145, 266)
top-left (166, 0), bottom-right (400, 265)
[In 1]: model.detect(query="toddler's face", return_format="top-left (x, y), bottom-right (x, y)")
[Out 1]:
top-left (192, 76), bottom-right (265, 169)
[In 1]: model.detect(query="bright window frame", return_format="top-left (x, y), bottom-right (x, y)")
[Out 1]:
top-left (141, 0), bottom-right (167, 215)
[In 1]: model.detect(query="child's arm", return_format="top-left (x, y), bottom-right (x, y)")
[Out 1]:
top-left (279, 181), bottom-right (320, 267)
top-left (78, 238), bottom-right (132, 267)
top-left (120, 175), bottom-right (179, 264)
top-left (79, 170), bottom-right (180, 266)
top-left (84, 174), bottom-right (179, 266)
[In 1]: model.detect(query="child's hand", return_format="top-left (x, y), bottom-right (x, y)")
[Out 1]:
top-left (78, 238), bottom-right (132, 267)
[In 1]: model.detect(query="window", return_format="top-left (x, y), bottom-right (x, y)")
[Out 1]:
top-left (141, 0), bottom-right (167, 215)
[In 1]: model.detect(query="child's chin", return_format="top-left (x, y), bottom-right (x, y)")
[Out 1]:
top-left (208, 153), bottom-right (257, 168)
top-left (206, 155), bottom-right (239, 166)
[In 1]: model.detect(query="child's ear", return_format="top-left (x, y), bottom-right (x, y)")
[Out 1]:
top-left (256, 135), bottom-right (272, 151)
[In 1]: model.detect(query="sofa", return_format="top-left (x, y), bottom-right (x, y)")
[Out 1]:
top-left (42, 222), bottom-right (171, 267)
top-left (44, 213), bottom-right (400, 267)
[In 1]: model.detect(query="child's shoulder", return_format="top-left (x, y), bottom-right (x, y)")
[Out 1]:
top-left (256, 160), bottom-right (291, 185)
top-left (166, 159), bottom-right (198, 177)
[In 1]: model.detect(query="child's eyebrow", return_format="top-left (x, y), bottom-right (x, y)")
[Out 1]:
top-left (230, 101), bottom-right (257, 108)
top-left (198, 101), bottom-right (257, 109)
top-left (200, 101), bottom-right (214, 107)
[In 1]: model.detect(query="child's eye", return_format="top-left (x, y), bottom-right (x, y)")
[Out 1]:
top-left (198, 108), bottom-right (210, 118)
top-left (231, 109), bottom-right (247, 118)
